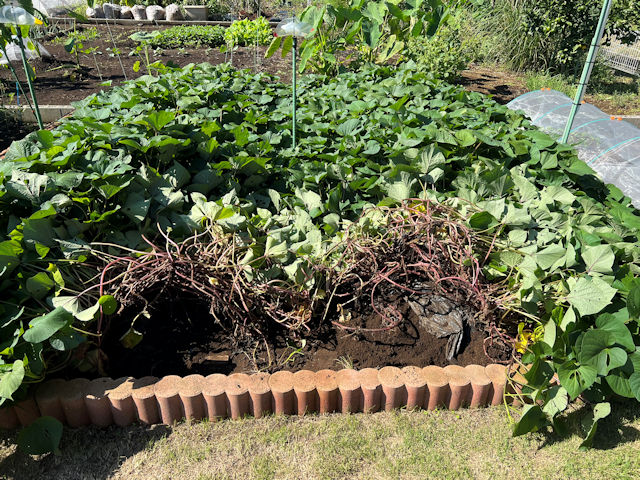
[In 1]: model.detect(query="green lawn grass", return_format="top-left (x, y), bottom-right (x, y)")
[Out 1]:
top-left (1, 403), bottom-right (640, 480)
top-left (524, 69), bottom-right (640, 115)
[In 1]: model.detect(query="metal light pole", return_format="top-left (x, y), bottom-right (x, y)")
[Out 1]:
top-left (275, 17), bottom-right (312, 150)
top-left (561, 0), bottom-right (612, 143)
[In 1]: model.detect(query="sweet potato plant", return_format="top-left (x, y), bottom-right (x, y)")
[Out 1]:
top-left (0, 60), bottom-right (639, 448)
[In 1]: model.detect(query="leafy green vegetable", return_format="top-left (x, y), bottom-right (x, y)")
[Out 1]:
top-left (141, 26), bottom-right (225, 49)
top-left (224, 17), bottom-right (272, 47)
top-left (17, 416), bottom-right (63, 455)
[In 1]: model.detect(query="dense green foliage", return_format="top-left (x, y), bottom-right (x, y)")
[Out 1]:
top-left (406, 10), bottom-right (471, 81)
top-left (224, 17), bottom-right (272, 47)
top-left (468, 0), bottom-right (640, 74)
top-left (266, 0), bottom-right (448, 75)
top-left (144, 25), bottom-right (226, 49)
top-left (2, 59), bottom-right (640, 445)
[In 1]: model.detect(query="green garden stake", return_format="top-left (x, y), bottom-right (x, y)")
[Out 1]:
top-left (0, 4), bottom-right (44, 129)
top-left (292, 36), bottom-right (297, 148)
top-left (561, 0), bottom-right (612, 143)
top-left (276, 17), bottom-right (313, 149)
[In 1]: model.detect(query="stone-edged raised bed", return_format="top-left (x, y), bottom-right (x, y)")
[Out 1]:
top-left (48, 15), bottom-right (278, 27)
top-left (0, 364), bottom-right (509, 430)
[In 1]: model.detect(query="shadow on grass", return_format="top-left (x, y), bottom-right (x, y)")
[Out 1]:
top-left (591, 72), bottom-right (640, 96)
top-left (537, 400), bottom-right (640, 450)
top-left (0, 423), bottom-right (171, 480)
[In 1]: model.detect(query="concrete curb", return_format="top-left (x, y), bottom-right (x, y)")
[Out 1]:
top-left (4, 105), bottom-right (74, 125)
top-left (0, 364), bottom-right (508, 429)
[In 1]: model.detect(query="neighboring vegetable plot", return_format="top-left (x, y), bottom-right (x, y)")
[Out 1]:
top-left (1, 62), bottom-right (640, 446)
top-left (143, 25), bottom-right (226, 49)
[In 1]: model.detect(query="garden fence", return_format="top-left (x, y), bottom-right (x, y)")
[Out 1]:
top-left (600, 31), bottom-right (640, 76)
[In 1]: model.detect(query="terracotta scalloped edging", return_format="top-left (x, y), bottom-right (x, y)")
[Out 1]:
top-left (0, 364), bottom-right (508, 429)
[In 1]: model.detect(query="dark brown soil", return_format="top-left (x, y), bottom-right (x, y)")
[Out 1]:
top-left (97, 285), bottom-right (511, 380)
top-left (0, 112), bottom-right (36, 151)
top-left (459, 63), bottom-right (529, 104)
top-left (0, 23), bottom-right (291, 106)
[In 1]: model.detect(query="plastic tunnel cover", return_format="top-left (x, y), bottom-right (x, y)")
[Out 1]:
top-left (32, 0), bottom-right (86, 17)
top-left (0, 36), bottom-right (50, 65)
top-left (508, 89), bottom-right (640, 207)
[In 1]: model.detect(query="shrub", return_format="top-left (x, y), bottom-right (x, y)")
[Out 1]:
top-left (203, 0), bottom-right (231, 17)
top-left (145, 25), bottom-right (225, 49)
top-left (406, 11), bottom-right (471, 81)
top-left (266, 0), bottom-right (448, 75)
top-left (468, 0), bottom-right (640, 74)
top-left (224, 17), bottom-right (272, 47)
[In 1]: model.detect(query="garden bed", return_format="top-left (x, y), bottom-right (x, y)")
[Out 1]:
top-left (2, 52), bottom-right (639, 451)
top-left (0, 23), bottom-right (290, 106)
top-left (0, 25), bottom-right (527, 110)
top-left (3, 22), bottom-right (636, 139)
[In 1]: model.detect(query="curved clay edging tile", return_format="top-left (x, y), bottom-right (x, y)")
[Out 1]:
top-left (0, 364), bottom-right (509, 429)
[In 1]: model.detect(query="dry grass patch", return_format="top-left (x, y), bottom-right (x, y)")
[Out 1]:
top-left (1, 404), bottom-right (640, 479)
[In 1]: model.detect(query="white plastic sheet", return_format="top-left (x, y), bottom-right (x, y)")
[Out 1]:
top-left (0, 36), bottom-right (50, 64)
top-left (508, 90), bottom-right (640, 207)
top-left (0, 5), bottom-right (42, 24)
top-left (275, 18), bottom-right (313, 38)
top-left (32, 0), bottom-right (85, 17)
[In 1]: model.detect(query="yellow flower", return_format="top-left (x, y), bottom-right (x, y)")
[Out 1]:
top-left (515, 332), bottom-right (531, 354)
top-left (515, 322), bottom-right (544, 354)
top-left (414, 203), bottom-right (427, 213)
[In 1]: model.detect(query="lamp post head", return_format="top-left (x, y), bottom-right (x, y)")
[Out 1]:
top-left (275, 17), bottom-right (313, 38)
top-left (0, 5), bottom-right (43, 25)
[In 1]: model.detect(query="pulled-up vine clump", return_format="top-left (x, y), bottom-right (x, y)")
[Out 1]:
top-left (96, 227), bottom-right (317, 342)
top-left (324, 202), bottom-right (500, 330)
top-left (94, 200), bottom-right (503, 355)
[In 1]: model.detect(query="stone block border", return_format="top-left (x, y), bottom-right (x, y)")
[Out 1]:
top-left (3, 105), bottom-right (74, 126)
top-left (49, 16), bottom-right (279, 28)
top-left (0, 364), bottom-right (508, 430)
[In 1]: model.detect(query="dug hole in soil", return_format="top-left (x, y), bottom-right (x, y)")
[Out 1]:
top-left (97, 285), bottom-right (511, 380)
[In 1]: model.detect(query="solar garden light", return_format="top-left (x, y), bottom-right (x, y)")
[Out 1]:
top-left (0, 3), bottom-right (44, 129)
top-left (275, 17), bottom-right (313, 149)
